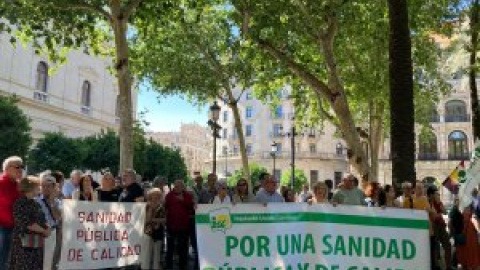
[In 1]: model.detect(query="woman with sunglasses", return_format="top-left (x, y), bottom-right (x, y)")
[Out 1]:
top-left (232, 178), bottom-right (255, 204)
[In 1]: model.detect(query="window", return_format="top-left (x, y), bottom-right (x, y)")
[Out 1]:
top-left (273, 124), bottom-right (283, 137)
top-left (233, 145), bottom-right (239, 155)
top-left (430, 108), bottom-right (440, 123)
top-left (445, 100), bottom-right (468, 122)
top-left (81, 81), bottom-right (92, 107)
top-left (276, 143), bottom-right (282, 153)
top-left (246, 125), bottom-right (253, 137)
top-left (418, 133), bottom-right (438, 160)
top-left (309, 143), bottom-right (317, 153)
top-left (310, 170), bottom-right (319, 184)
top-left (246, 144), bottom-right (253, 156)
top-left (448, 131), bottom-right (469, 160)
top-left (222, 146), bottom-right (228, 156)
top-left (334, 172), bottom-right (343, 187)
top-left (223, 128), bottom-right (228, 139)
top-left (308, 128), bottom-right (316, 137)
top-left (274, 106), bottom-right (283, 119)
top-left (246, 92), bottom-right (253, 100)
top-left (336, 143), bottom-right (344, 156)
top-left (246, 106), bottom-right (253, 119)
top-left (223, 111), bottom-right (228, 122)
top-left (36, 61), bottom-right (48, 92)
top-left (232, 129), bottom-right (238, 139)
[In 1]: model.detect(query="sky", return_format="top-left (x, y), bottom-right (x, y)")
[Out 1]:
top-left (136, 86), bottom-right (209, 132)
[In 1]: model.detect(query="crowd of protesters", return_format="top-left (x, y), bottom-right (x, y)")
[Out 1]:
top-left (1, 155), bottom-right (480, 270)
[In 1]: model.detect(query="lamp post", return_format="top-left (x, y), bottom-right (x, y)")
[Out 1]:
top-left (270, 142), bottom-right (278, 176)
top-left (208, 101), bottom-right (221, 174)
top-left (224, 147), bottom-right (229, 177)
top-left (287, 125), bottom-right (298, 190)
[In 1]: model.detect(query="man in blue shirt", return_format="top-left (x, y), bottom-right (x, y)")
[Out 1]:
top-left (36, 171), bottom-right (62, 270)
top-left (62, 169), bottom-right (82, 199)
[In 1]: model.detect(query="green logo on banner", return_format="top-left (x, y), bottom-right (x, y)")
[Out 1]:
top-left (209, 208), bottom-right (232, 233)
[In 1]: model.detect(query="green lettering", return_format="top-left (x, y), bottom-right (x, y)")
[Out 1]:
top-left (315, 265), bottom-right (328, 270)
top-left (334, 236), bottom-right (346, 256)
top-left (348, 236), bottom-right (362, 257)
top-left (322, 235), bottom-right (333, 255)
top-left (387, 239), bottom-right (400, 259)
top-left (364, 237), bottom-right (370, 257)
top-left (287, 265), bottom-right (293, 270)
top-left (277, 235), bottom-right (289, 255)
top-left (235, 268), bottom-right (247, 270)
top-left (257, 236), bottom-right (270, 257)
top-left (226, 236), bottom-right (238, 257)
top-left (292, 234), bottom-right (302, 254)
top-left (373, 238), bottom-right (386, 258)
top-left (331, 266), bottom-right (339, 270)
top-left (303, 234), bottom-right (316, 254)
top-left (240, 236), bottom-right (254, 257)
top-left (203, 267), bottom-right (216, 270)
top-left (402, 240), bottom-right (416, 260)
top-left (297, 263), bottom-right (309, 270)
top-left (347, 267), bottom-right (357, 270)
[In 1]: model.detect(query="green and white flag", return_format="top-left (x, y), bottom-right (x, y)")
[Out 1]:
top-left (459, 140), bottom-right (480, 209)
top-left (196, 204), bottom-right (430, 270)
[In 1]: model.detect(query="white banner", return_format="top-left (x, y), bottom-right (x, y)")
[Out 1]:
top-left (196, 204), bottom-right (430, 270)
top-left (59, 200), bottom-right (146, 270)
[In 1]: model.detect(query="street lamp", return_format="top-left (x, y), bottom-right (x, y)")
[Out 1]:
top-left (270, 142), bottom-right (278, 176)
top-left (208, 101), bottom-right (221, 174)
top-left (224, 147), bottom-right (229, 177)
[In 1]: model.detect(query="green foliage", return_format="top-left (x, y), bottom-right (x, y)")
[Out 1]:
top-left (28, 132), bottom-right (84, 175)
top-left (281, 169), bottom-right (308, 193)
top-left (27, 126), bottom-right (187, 181)
top-left (81, 130), bottom-right (120, 175)
top-left (227, 162), bottom-right (268, 187)
top-left (0, 95), bottom-right (32, 163)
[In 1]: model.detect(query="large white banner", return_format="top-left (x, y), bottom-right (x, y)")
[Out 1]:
top-left (196, 204), bottom-right (430, 270)
top-left (59, 200), bottom-right (146, 270)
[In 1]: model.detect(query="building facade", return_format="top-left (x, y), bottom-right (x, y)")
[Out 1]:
top-left (148, 123), bottom-right (211, 176)
top-left (208, 89), bottom-right (349, 186)
top-left (206, 79), bottom-right (475, 189)
top-left (0, 32), bottom-right (134, 140)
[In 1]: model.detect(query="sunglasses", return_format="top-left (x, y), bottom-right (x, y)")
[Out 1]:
top-left (237, 183), bottom-right (247, 186)
top-left (11, 164), bottom-right (24, 170)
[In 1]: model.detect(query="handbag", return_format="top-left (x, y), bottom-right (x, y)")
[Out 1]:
top-left (21, 233), bottom-right (44, 248)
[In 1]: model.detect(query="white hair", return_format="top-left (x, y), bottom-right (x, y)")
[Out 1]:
top-left (39, 170), bottom-right (55, 183)
top-left (70, 170), bottom-right (82, 178)
top-left (2, 156), bottom-right (23, 171)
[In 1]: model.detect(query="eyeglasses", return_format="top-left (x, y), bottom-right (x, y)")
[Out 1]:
top-left (237, 183), bottom-right (247, 187)
top-left (11, 164), bottom-right (24, 170)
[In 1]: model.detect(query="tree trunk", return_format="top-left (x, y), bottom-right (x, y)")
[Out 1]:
top-left (369, 101), bottom-right (384, 183)
top-left (111, 4), bottom-right (134, 172)
top-left (388, 0), bottom-right (416, 187)
top-left (470, 0), bottom-right (480, 142)
top-left (229, 101), bottom-right (251, 189)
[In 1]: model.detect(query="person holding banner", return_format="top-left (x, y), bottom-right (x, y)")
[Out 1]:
top-left (119, 169), bottom-right (145, 203)
top-left (255, 175), bottom-right (284, 203)
top-left (452, 204), bottom-right (480, 269)
top-left (211, 181), bottom-right (232, 204)
top-left (8, 176), bottom-right (50, 270)
top-left (36, 172), bottom-right (62, 270)
top-left (232, 178), bottom-right (255, 204)
top-left (97, 172), bottom-right (122, 202)
top-left (62, 170), bottom-right (82, 199)
top-left (308, 181), bottom-right (329, 204)
top-left (142, 188), bottom-right (166, 270)
top-left (0, 156), bottom-right (23, 270)
top-left (72, 174), bottom-right (99, 201)
top-left (331, 174), bottom-right (365, 206)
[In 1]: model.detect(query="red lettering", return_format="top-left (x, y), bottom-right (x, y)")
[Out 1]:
top-left (121, 230), bottom-right (129, 241)
top-left (77, 230), bottom-right (84, 241)
top-left (78, 212), bottom-right (85, 223)
top-left (67, 249), bottom-right (83, 261)
top-left (91, 249), bottom-right (98, 260)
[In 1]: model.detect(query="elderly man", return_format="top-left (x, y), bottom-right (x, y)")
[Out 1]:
top-left (165, 180), bottom-right (194, 270)
top-left (119, 169), bottom-right (144, 202)
top-left (0, 156), bottom-right (23, 270)
top-left (62, 170), bottom-right (82, 199)
top-left (36, 172), bottom-right (62, 270)
top-left (331, 174), bottom-right (365, 206)
top-left (255, 175), bottom-right (284, 203)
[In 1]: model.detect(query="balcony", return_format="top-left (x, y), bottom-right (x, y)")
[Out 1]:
top-left (418, 153), bottom-right (439, 160)
top-left (445, 114), bottom-right (470, 122)
top-left (261, 151), bottom-right (346, 160)
top-left (448, 153), bottom-right (471, 160)
top-left (33, 91), bottom-right (48, 103)
top-left (81, 106), bottom-right (91, 115)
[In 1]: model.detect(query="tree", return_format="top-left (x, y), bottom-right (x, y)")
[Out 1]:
top-left (0, 0), bottom-right (171, 172)
top-left (228, 0), bottom-right (451, 182)
top-left (28, 132), bottom-right (85, 174)
top-left (227, 162), bottom-right (268, 188)
top-left (469, 0), bottom-right (480, 141)
top-left (82, 130), bottom-right (120, 175)
top-left (280, 169), bottom-right (308, 193)
top-left (133, 6), bottom-right (255, 186)
top-left (0, 95), bottom-right (32, 163)
top-left (388, 0), bottom-right (416, 186)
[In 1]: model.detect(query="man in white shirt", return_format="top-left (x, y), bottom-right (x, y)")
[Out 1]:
top-left (298, 183), bottom-right (311, 202)
top-left (255, 175), bottom-right (285, 203)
